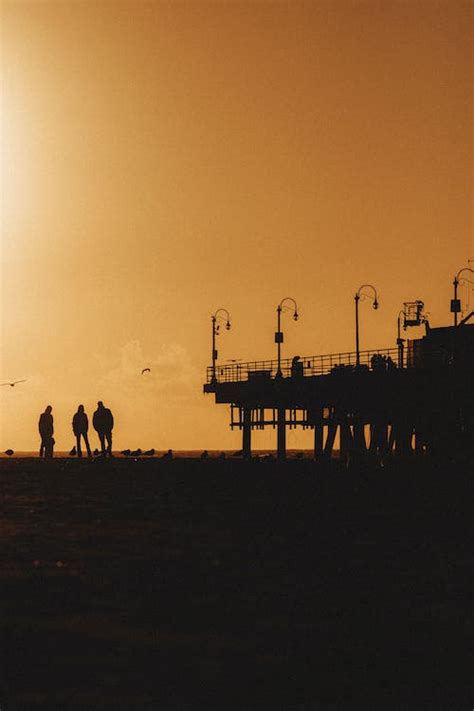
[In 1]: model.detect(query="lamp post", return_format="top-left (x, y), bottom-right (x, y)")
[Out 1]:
top-left (211, 309), bottom-right (231, 384)
top-left (275, 297), bottom-right (299, 377)
top-left (452, 267), bottom-right (474, 326)
top-left (354, 285), bottom-right (379, 366)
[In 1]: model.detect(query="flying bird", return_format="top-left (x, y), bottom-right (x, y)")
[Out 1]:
top-left (0, 380), bottom-right (27, 387)
top-left (141, 368), bottom-right (151, 375)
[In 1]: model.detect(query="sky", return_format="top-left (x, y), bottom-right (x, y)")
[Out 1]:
top-left (1, 0), bottom-right (473, 452)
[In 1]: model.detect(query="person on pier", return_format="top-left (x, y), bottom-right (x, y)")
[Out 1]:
top-left (291, 355), bottom-right (304, 378)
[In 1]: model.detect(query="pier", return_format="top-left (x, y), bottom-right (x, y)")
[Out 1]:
top-left (204, 323), bottom-right (474, 461)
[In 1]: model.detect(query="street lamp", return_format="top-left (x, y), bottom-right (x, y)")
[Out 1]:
top-left (211, 309), bottom-right (231, 383)
top-left (354, 285), bottom-right (379, 366)
top-left (452, 267), bottom-right (474, 326)
top-left (275, 297), bottom-right (299, 377)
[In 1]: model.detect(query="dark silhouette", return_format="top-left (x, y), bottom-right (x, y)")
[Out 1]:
top-left (200, 450), bottom-right (209, 459)
top-left (370, 353), bottom-right (386, 371)
top-left (93, 401), bottom-right (114, 457)
top-left (69, 446), bottom-right (77, 456)
top-left (39, 405), bottom-right (54, 458)
top-left (163, 449), bottom-right (173, 459)
top-left (291, 355), bottom-right (303, 377)
top-left (0, 379), bottom-right (26, 387)
top-left (121, 449), bottom-right (131, 457)
top-left (131, 448), bottom-right (142, 457)
top-left (370, 353), bottom-right (396, 372)
top-left (72, 405), bottom-right (92, 459)
top-left (141, 368), bottom-right (151, 375)
top-left (143, 448), bottom-right (155, 456)
top-left (4, 449), bottom-right (14, 456)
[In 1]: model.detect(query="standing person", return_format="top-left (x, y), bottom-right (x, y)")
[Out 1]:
top-left (291, 355), bottom-right (303, 378)
top-left (93, 401), bottom-right (114, 457)
top-left (39, 405), bottom-right (54, 458)
top-left (72, 405), bottom-right (92, 459)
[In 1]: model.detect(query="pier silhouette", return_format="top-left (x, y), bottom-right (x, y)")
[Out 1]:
top-left (205, 315), bottom-right (473, 463)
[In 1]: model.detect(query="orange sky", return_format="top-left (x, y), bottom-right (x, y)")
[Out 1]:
top-left (1, 0), bottom-right (472, 451)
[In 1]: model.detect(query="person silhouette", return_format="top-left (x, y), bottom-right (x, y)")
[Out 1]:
top-left (291, 355), bottom-right (303, 378)
top-left (72, 405), bottom-right (92, 459)
top-left (93, 401), bottom-right (114, 457)
top-left (39, 405), bottom-right (54, 458)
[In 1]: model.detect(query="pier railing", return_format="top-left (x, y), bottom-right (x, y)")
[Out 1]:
top-left (206, 347), bottom-right (403, 384)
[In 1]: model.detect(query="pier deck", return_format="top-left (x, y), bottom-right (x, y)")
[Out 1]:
top-left (204, 326), bottom-right (473, 461)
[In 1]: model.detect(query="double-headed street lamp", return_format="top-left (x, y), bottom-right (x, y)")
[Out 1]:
top-left (452, 267), bottom-right (474, 326)
top-left (354, 284), bottom-right (379, 366)
top-left (275, 297), bottom-right (299, 377)
top-left (211, 308), bottom-right (231, 384)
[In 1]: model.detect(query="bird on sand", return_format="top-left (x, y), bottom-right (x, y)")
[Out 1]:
top-left (0, 380), bottom-right (27, 387)
top-left (93, 448), bottom-right (101, 457)
top-left (143, 448), bottom-right (155, 456)
top-left (130, 448), bottom-right (142, 457)
top-left (121, 449), bottom-right (131, 457)
top-left (69, 446), bottom-right (77, 456)
top-left (141, 368), bottom-right (151, 375)
top-left (4, 449), bottom-right (14, 456)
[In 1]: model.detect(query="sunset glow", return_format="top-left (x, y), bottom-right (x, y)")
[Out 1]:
top-left (1, 0), bottom-right (472, 451)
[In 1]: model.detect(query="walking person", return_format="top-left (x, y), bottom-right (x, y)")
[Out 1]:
top-left (39, 405), bottom-right (54, 458)
top-left (93, 401), bottom-right (114, 457)
top-left (72, 405), bottom-right (92, 459)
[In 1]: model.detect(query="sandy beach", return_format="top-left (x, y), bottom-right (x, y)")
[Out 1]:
top-left (0, 456), bottom-right (469, 709)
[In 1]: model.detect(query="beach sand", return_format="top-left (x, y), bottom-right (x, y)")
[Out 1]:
top-left (0, 456), bottom-right (469, 709)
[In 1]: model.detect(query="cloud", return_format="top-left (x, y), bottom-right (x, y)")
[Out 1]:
top-left (97, 340), bottom-right (201, 404)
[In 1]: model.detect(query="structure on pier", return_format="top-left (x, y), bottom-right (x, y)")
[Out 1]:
top-left (203, 322), bottom-right (474, 461)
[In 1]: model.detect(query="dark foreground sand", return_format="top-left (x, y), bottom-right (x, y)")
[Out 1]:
top-left (0, 456), bottom-right (470, 710)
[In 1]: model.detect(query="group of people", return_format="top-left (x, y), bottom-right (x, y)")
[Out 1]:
top-left (38, 401), bottom-right (114, 459)
top-left (370, 353), bottom-right (396, 371)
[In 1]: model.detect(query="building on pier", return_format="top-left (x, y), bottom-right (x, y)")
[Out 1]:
top-left (203, 322), bottom-right (474, 461)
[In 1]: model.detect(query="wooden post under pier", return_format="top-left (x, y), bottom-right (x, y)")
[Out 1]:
top-left (242, 407), bottom-right (252, 459)
top-left (314, 423), bottom-right (323, 459)
top-left (277, 407), bottom-right (286, 460)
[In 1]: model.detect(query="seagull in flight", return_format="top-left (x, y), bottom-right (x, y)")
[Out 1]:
top-left (141, 368), bottom-right (151, 375)
top-left (1, 380), bottom-right (27, 387)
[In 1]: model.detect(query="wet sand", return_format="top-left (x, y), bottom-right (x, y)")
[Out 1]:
top-left (0, 457), bottom-right (470, 709)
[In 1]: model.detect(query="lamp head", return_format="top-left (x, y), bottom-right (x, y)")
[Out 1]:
top-left (373, 299), bottom-right (379, 310)
top-left (226, 321), bottom-right (231, 330)
top-left (293, 312), bottom-right (299, 321)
